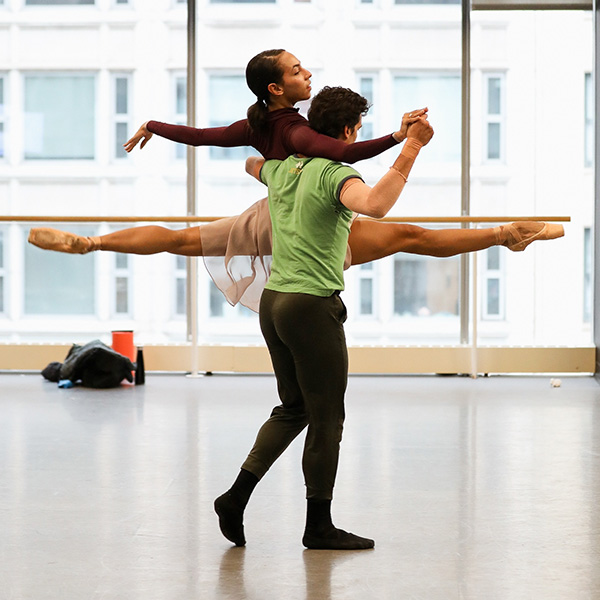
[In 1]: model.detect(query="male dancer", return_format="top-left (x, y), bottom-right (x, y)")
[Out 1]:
top-left (214, 86), bottom-right (434, 550)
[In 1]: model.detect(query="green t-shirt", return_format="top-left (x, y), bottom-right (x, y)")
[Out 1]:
top-left (260, 155), bottom-right (362, 296)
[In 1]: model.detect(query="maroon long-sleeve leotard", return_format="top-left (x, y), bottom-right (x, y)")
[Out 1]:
top-left (146, 107), bottom-right (398, 163)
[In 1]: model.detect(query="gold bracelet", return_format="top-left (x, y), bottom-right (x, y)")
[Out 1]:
top-left (389, 165), bottom-right (408, 182)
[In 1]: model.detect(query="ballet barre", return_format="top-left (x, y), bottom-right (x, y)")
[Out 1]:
top-left (0, 215), bottom-right (571, 223)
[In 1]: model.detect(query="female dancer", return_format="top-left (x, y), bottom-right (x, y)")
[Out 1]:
top-left (28, 50), bottom-right (563, 310)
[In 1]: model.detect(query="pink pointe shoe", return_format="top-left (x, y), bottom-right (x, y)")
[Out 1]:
top-left (501, 222), bottom-right (564, 252)
top-left (28, 227), bottom-right (93, 254)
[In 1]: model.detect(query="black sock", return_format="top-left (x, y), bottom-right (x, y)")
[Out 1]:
top-left (214, 469), bottom-right (259, 547)
top-left (228, 468), bottom-right (259, 508)
top-left (305, 498), bottom-right (334, 534)
top-left (303, 499), bottom-right (374, 550)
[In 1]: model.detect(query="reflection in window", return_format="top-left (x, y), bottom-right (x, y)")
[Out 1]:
top-left (209, 75), bottom-right (255, 160)
top-left (394, 74), bottom-right (460, 163)
top-left (394, 255), bottom-right (459, 317)
top-left (24, 75), bottom-right (95, 160)
top-left (584, 73), bottom-right (593, 168)
top-left (113, 74), bottom-right (131, 160)
top-left (25, 226), bottom-right (96, 315)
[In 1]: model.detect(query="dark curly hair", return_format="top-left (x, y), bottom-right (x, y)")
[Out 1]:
top-left (246, 49), bottom-right (286, 133)
top-left (307, 86), bottom-right (371, 139)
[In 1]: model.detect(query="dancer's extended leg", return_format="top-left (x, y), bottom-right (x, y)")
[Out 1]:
top-left (29, 225), bottom-right (203, 256)
top-left (348, 219), bottom-right (564, 266)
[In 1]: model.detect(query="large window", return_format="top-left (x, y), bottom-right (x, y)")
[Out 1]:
top-left (0, 1), bottom-right (592, 358)
top-left (24, 75), bottom-right (95, 160)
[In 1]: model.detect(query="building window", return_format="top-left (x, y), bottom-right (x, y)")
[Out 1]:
top-left (209, 74), bottom-right (254, 160)
top-left (394, 255), bottom-right (459, 317)
top-left (26, 0), bottom-right (94, 5)
top-left (484, 73), bottom-right (505, 162)
top-left (481, 245), bottom-right (504, 319)
top-left (0, 230), bottom-right (5, 315)
top-left (113, 74), bottom-right (131, 160)
top-left (358, 74), bottom-right (376, 141)
top-left (174, 74), bottom-right (187, 161)
top-left (24, 74), bottom-right (95, 160)
top-left (395, 0), bottom-right (459, 3)
top-left (0, 75), bottom-right (5, 160)
top-left (209, 280), bottom-right (254, 318)
top-left (583, 227), bottom-right (591, 323)
top-left (24, 226), bottom-right (96, 315)
top-left (584, 73), bottom-right (593, 168)
top-left (393, 74), bottom-right (460, 163)
top-left (175, 255), bottom-right (186, 316)
top-left (358, 263), bottom-right (376, 316)
top-left (113, 252), bottom-right (131, 316)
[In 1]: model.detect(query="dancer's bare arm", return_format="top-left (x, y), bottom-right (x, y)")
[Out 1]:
top-left (341, 117), bottom-right (434, 218)
top-left (246, 156), bottom-right (265, 181)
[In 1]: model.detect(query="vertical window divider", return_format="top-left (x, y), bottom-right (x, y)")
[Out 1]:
top-left (186, 0), bottom-right (200, 377)
top-left (460, 0), bottom-right (472, 349)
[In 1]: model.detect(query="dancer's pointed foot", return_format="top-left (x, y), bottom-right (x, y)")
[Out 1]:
top-left (28, 227), bottom-right (93, 254)
top-left (500, 221), bottom-right (564, 252)
top-left (214, 492), bottom-right (246, 547)
top-left (302, 526), bottom-right (375, 550)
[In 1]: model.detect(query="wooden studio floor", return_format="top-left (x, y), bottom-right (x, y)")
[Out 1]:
top-left (1, 372), bottom-right (599, 600)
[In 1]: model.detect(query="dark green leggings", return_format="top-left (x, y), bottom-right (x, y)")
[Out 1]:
top-left (242, 289), bottom-right (348, 500)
